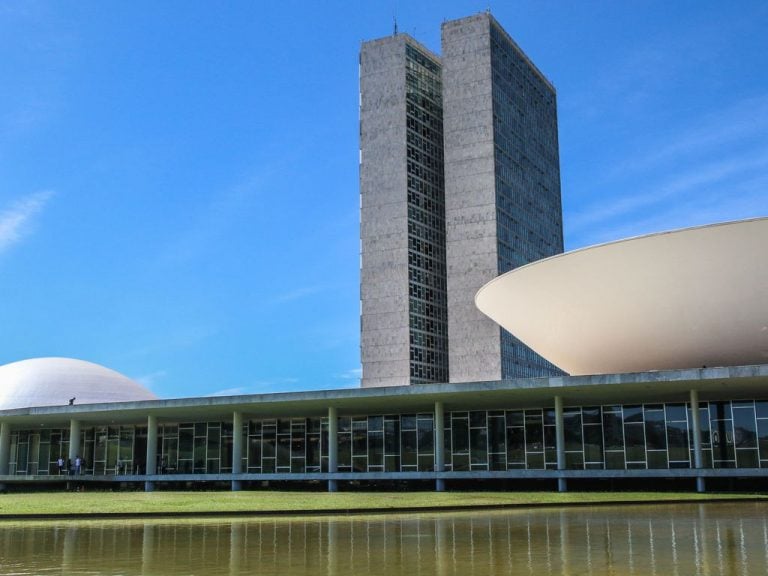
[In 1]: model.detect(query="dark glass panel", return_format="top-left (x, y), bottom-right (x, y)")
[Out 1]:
top-left (469, 428), bottom-right (488, 465)
top-left (544, 425), bottom-right (556, 452)
top-left (525, 452), bottom-right (544, 469)
top-left (277, 419), bottom-right (291, 434)
top-left (488, 416), bottom-right (506, 453)
top-left (352, 427), bottom-right (367, 457)
top-left (711, 419), bottom-right (735, 461)
top-left (506, 427), bottom-right (525, 464)
top-left (709, 401), bottom-right (732, 421)
top-left (564, 412), bottom-right (583, 452)
top-left (583, 425), bottom-right (603, 463)
top-left (452, 417), bottom-right (468, 453)
top-left (647, 450), bottom-right (668, 469)
top-left (368, 416), bottom-right (383, 432)
top-left (338, 417), bottom-right (351, 433)
top-left (644, 409), bottom-right (667, 450)
top-left (401, 415), bottom-right (417, 431)
top-left (452, 453), bottom-right (469, 472)
top-left (758, 420), bottom-right (768, 460)
top-left (418, 454), bottom-right (434, 471)
top-left (352, 456), bottom-right (367, 472)
top-left (338, 434), bottom-right (351, 467)
top-left (417, 417), bottom-right (434, 454)
top-left (384, 419), bottom-right (400, 454)
top-left (506, 410), bottom-right (524, 427)
top-left (582, 407), bottom-right (601, 425)
top-left (664, 404), bottom-right (687, 422)
top-left (736, 449), bottom-right (759, 468)
top-left (470, 411), bottom-right (487, 428)
top-left (368, 431), bottom-right (383, 466)
top-left (605, 451), bottom-right (625, 470)
top-left (667, 420), bottom-right (690, 462)
top-left (306, 434), bottom-right (320, 468)
top-left (623, 405), bottom-right (643, 423)
top-left (489, 452), bottom-right (505, 471)
top-left (222, 436), bottom-right (234, 469)
top-left (624, 423), bottom-right (645, 462)
top-left (384, 455), bottom-right (400, 472)
top-left (248, 437), bottom-right (261, 469)
top-left (179, 427), bottom-right (193, 461)
top-left (193, 437), bottom-right (206, 471)
top-left (756, 401), bottom-right (768, 419)
top-left (525, 422), bottom-right (543, 453)
top-left (525, 409), bottom-right (542, 423)
top-left (207, 427), bottom-right (220, 459)
top-left (565, 452), bottom-right (583, 470)
top-left (732, 406), bottom-right (757, 448)
top-left (603, 412), bottom-right (624, 450)
top-left (543, 409), bottom-right (555, 426)
top-left (291, 433), bottom-right (305, 459)
top-left (194, 423), bottom-right (206, 437)
top-left (401, 430), bottom-right (417, 466)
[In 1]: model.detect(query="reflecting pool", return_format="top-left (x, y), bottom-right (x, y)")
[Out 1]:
top-left (1, 502), bottom-right (767, 575)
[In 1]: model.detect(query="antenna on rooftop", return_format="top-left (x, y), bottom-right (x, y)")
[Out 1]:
top-left (393, 15), bottom-right (398, 35)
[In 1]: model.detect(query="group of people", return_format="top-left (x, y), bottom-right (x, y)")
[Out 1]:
top-left (56, 455), bottom-right (84, 475)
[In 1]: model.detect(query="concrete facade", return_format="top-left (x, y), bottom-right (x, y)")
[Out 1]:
top-left (443, 13), bottom-right (564, 382)
top-left (360, 13), bottom-right (564, 387)
top-left (360, 35), bottom-right (448, 387)
top-left (360, 36), bottom-right (412, 387)
top-left (441, 15), bottom-right (501, 382)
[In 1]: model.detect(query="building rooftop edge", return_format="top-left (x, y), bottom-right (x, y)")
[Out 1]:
top-left (2, 364), bottom-right (767, 418)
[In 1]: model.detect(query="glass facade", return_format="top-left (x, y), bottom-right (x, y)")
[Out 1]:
top-left (488, 21), bottom-right (564, 379)
top-left (405, 42), bottom-right (449, 384)
top-left (8, 399), bottom-right (768, 476)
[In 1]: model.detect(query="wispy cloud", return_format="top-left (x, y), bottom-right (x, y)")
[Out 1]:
top-left (133, 370), bottom-right (167, 389)
top-left (208, 377), bottom-right (301, 397)
top-left (272, 285), bottom-right (325, 303)
top-left (0, 190), bottom-right (54, 254)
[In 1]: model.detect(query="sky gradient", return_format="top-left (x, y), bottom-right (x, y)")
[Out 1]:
top-left (1, 1), bottom-right (766, 398)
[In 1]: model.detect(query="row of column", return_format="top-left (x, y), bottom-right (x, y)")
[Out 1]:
top-left (0, 391), bottom-right (708, 493)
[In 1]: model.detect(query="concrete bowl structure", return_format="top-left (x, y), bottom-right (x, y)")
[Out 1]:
top-left (475, 217), bottom-right (768, 376)
top-left (0, 357), bottom-right (157, 410)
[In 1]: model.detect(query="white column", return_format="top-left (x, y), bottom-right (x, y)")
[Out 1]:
top-left (555, 396), bottom-right (567, 492)
top-left (434, 401), bottom-right (445, 492)
top-left (145, 415), bottom-right (157, 492)
top-left (690, 389), bottom-right (705, 493)
top-left (0, 422), bottom-right (10, 476)
top-left (232, 411), bottom-right (243, 491)
top-left (328, 406), bottom-right (338, 492)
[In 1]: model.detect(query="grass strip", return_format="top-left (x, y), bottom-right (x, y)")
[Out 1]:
top-left (0, 491), bottom-right (765, 517)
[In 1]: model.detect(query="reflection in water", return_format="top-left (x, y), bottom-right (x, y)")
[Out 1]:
top-left (0, 503), bottom-right (767, 575)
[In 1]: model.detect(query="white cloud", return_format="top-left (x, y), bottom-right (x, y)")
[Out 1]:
top-left (0, 190), bottom-right (54, 254)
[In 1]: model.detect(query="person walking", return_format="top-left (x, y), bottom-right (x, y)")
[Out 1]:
top-left (75, 455), bottom-right (82, 475)
top-left (57, 457), bottom-right (64, 475)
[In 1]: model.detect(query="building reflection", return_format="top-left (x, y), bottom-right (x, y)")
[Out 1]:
top-left (1, 504), bottom-right (768, 575)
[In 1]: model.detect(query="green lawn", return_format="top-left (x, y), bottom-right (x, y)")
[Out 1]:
top-left (0, 491), bottom-right (764, 517)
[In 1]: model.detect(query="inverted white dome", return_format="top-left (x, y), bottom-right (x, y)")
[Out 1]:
top-left (476, 217), bottom-right (768, 376)
top-left (0, 357), bottom-right (157, 410)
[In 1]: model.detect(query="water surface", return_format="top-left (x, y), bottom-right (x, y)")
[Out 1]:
top-left (1, 502), bottom-right (766, 575)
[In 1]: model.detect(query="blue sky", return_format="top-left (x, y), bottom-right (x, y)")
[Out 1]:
top-left (1, 1), bottom-right (766, 398)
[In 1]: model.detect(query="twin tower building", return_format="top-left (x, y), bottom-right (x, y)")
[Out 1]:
top-left (360, 13), bottom-right (564, 387)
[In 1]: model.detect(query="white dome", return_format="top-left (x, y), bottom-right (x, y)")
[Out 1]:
top-left (476, 217), bottom-right (768, 376)
top-left (0, 357), bottom-right (157, 410)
